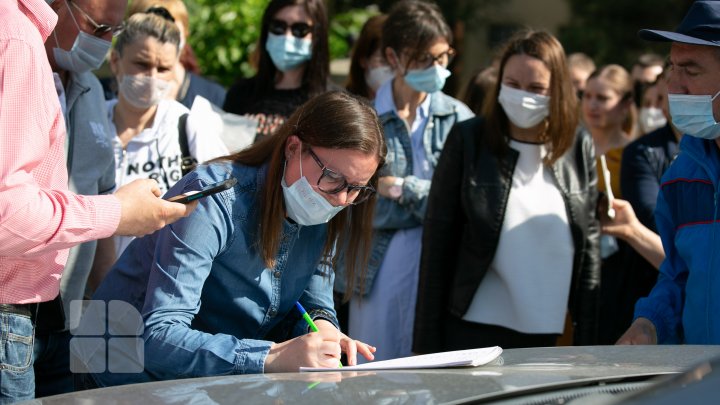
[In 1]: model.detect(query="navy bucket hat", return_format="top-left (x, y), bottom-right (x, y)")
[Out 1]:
top-left (639, 1), bottom-right (720, 47)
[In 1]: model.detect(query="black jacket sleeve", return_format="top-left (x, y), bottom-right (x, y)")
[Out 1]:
top-left (413, 121), bottom-right (469, 354)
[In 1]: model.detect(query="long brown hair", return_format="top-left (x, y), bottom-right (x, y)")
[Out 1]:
top-left (482, 30), bottom-right (578, 165)
top-left (252, 0), bottom-right (330, 100)
top-left (224, 91), bottom-right (386, 291)
top-left (345, 14), bottom-right (387, 98)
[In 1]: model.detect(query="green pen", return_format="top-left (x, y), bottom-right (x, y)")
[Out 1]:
top-left (295, 301), bottom-right (342, 368)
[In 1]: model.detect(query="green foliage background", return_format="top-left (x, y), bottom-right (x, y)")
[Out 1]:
top-left (185, 0), bottom-right (377, 87)
top-left (558, 0), bottom-right (695, 67)
top-left (184, 0), bottom-right (697, 87)
top-left (186, 0), bottom-right (268, 86)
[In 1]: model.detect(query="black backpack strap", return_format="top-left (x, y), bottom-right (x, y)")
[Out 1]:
top-left (178, 113), bottom-right (196, 176)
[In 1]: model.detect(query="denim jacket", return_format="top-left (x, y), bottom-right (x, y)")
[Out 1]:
top-left (90, 162), bottom-right (338, 386)
top-left (335, 90), bottom-right (474, 295)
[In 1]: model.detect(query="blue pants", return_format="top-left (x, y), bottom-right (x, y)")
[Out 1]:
top-left (0, 309), bottom-right (35, 404)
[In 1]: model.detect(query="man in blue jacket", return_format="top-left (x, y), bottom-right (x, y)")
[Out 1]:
top-left (618, 1), bottom-right (720, 345)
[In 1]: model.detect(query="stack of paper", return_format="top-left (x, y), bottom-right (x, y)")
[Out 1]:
top-left (300, 346), bottom-right (503, 372)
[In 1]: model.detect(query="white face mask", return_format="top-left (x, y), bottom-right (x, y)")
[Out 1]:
top-left (497, 84), bottom-right (550, 129)
top-left (365, 65), bottom-right (394, 92)
top-left (118, 75), bottom-right (172, 109)
top-left (52, 0), bottom-right (112, 73)
top-left (668, 91), bottom-right (720, 140)
top-left (281, 158), bottom-right (345, 226)
top-left (638, 107), bottom-right (668, 134)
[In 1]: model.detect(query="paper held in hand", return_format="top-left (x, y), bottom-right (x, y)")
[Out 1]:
top-left (600, 154), bottom-right (616, 219)
top-left (300, 346), bottom-right (503, 372)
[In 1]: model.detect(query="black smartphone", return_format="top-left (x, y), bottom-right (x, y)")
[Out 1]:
top-left (165, 178), bottom-right (237, 204)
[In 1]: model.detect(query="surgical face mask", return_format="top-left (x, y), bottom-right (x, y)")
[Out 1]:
top-left (638, 107), bottom-right (667, 134)
top-left (118, 75), bottom-right (172, 109)
top-left (365, 65), bottom-right (394, 92)
top-left (266, 33), bottom-right (312, 72)
top-left (498, 84), bottom-right (551, 129)
top-left (668, 91), bottom-right (720, 139)
top-left (52, 1), bottom-right (111, 73)
top-left (404, 64), bottom-right (451, 94)
top-left (281, 158), bottom-right (345, 226)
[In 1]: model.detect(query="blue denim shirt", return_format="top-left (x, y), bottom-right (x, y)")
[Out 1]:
top-left (334, 84), bottom-right (474, 295)
top-left (90, 162), bottom-right (338, 386)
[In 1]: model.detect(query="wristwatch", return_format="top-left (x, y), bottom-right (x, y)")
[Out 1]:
top-left (388, 177), bottom-right (404, 200)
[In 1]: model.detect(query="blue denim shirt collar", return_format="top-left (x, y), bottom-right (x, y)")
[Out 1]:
top-left (90, 162), bottom-right (338, 385)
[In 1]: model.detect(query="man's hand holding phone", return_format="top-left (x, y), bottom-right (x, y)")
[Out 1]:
top-left (166, 178), bottom-right (237, 204)
top-left (114, 179), bottom-right (198, 237)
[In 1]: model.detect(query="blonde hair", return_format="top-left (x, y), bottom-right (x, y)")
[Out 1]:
top-left (114, 11), bottom-right (182, 56)
top-left (587, 64), bottom-right (638, 137)
top-left (128, 0), bottom-right (189, 38)
top-left (567, 52), bottom-right (596, 74)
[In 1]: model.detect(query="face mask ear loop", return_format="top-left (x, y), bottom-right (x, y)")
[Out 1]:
top-left (298, 142), bottom-right (304, 179)
top-left (64, 0), bottom-right (82, 31)
top-left (53, 29), bottom-right (62, 47)
top-left (389, 48), bottom-right (407, 76)
top-left (712, 90), bottom-right (720, 101)
top-left (54, 0), bottom-right (81, 49)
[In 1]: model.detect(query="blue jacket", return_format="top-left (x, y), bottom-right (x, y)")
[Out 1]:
top-left (89, 162), bottom-right (338, 386)
top-left (334, 91), bottom-right (474, 295)
top-left (634, 135), bottom-right (720, 343)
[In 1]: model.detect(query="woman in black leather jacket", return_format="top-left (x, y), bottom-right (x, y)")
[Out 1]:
top-left (413, 30), bottom-right (601, 353)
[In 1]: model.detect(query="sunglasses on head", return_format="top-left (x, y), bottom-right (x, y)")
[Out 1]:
top-left (268, 19), bottom-right (313, 38)
top-left (146, 6), bottom-right (175, 23)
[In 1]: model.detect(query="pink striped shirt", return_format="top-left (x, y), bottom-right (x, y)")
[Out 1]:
top-left (0, 0), bottom-right (121, 304)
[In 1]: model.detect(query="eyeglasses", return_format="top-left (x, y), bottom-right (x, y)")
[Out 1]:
top-left (307, 147), bottom-right (376, 205)
top-left (414, 48), bottom-right (456, 69)
top-left (68, 0), bottom-right (124, 38)
top-left (268, 19), bottom-right (313, 38)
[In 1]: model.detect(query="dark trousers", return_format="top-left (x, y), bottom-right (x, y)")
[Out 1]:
top-left (444, 315), bottom-right (559, 350)
top-left (34, 296), bottom-right (74, 398)
top-left (33, 330), bottom-right (73, 398)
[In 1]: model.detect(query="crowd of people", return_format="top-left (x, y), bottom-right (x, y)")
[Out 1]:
top-left (2, 0), bottom-right (720, 402)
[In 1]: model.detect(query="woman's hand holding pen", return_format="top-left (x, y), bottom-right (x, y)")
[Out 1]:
top-left (264, 322), bottom-right (342, 372)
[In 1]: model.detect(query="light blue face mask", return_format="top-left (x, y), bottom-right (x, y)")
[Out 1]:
top-left (266, 33), bottom-right (312, 72)
top-left (281, 159), bottom-right (344, 226)
top-left (404, 64), bottom-right (451, 94)
top-left (668, 90), bottom-right (720, 140)
top-left (52, 0), bottom-right (111, 73)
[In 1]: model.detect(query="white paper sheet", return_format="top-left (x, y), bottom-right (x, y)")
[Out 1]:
top-left (300, 346), bottom-right (503, 372)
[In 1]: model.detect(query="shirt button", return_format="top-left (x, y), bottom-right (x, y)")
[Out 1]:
top-left (273, 270), bottom-right (281, 278)
top-left (269, 308), bottom-right (277, 317)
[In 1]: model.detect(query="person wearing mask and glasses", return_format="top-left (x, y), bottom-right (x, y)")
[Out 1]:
top-left (0, 1), bottom-right (195, 401)
top-left (223, 0), bottom-right (336, 140)
top-left (413, 30), bottom-right (600, 353)
top-left (334, 0), bottom-right (474, 362)
top-left (618, 1), bottom-right (720, 346)
top-left (76, 91), bottom-right (382, 387)
top-left (35, 0), bottom-right (128, 398)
